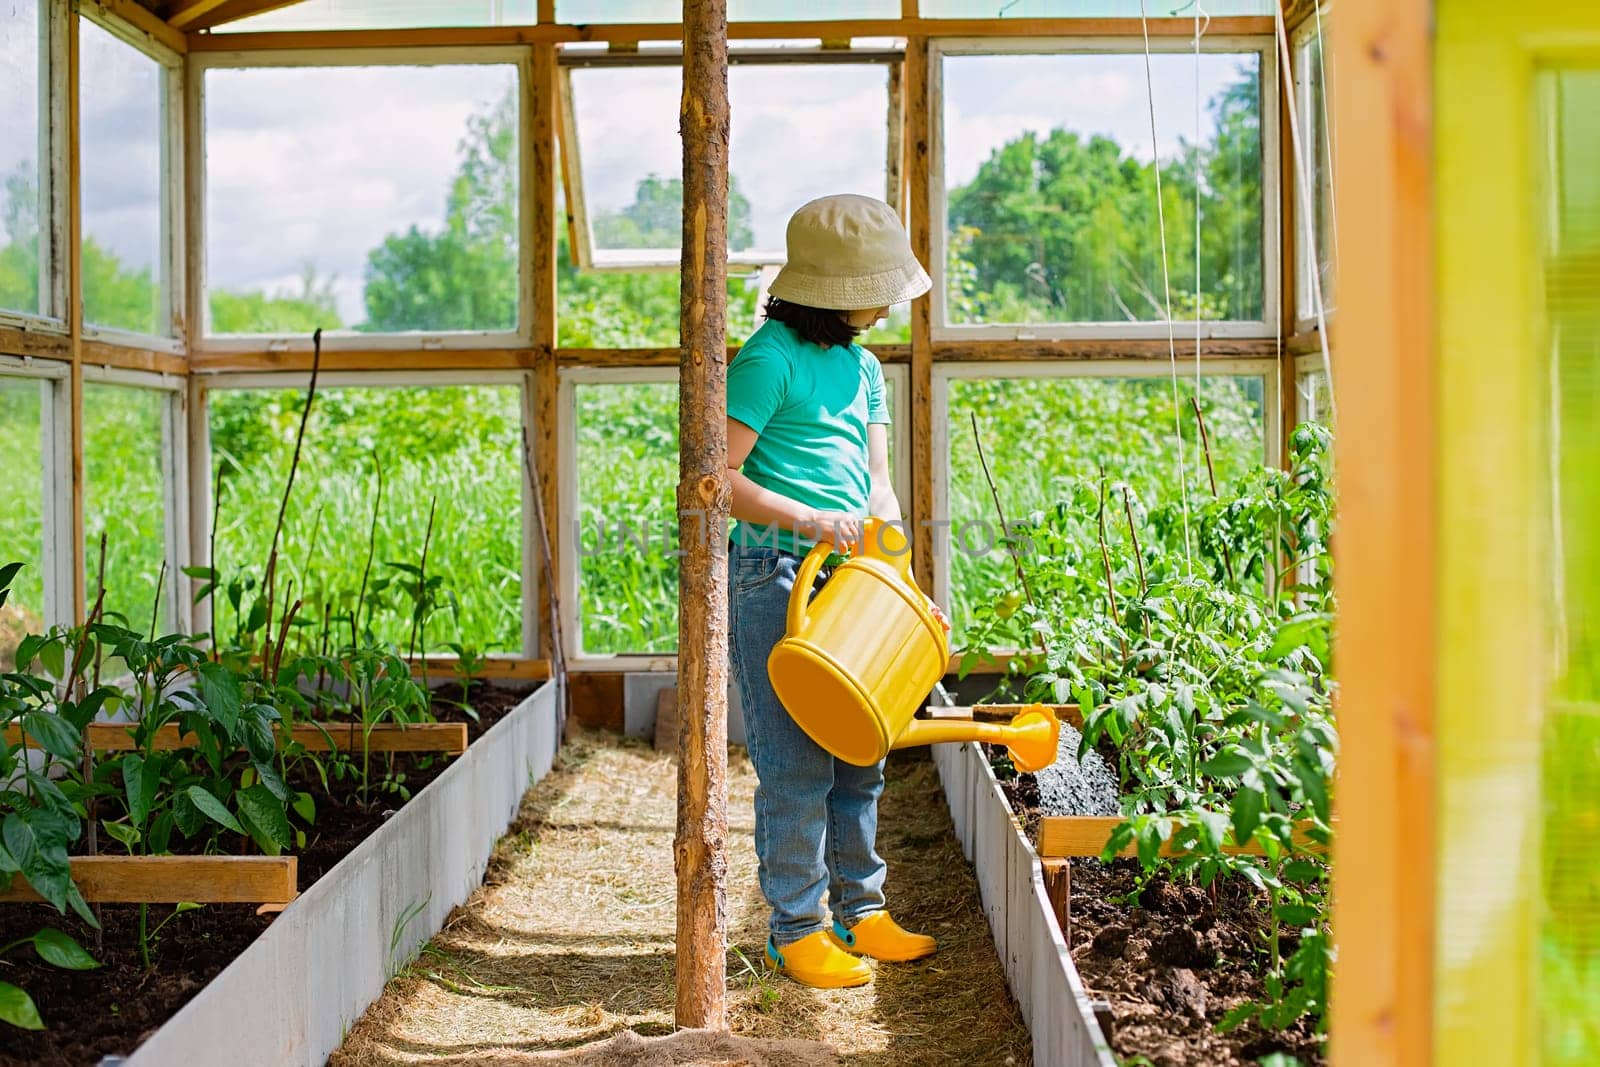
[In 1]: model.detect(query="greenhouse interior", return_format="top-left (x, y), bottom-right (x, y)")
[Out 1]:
top-left (0, 0), bottom-right (1594, 1064)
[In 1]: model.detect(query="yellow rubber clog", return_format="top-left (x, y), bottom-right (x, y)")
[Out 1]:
top-left (828, 912), bottom-right (937, 963)
top-left (765, 930), bottom-right (872, 989)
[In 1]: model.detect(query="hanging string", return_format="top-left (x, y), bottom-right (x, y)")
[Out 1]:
top-left (1138, 0), bottom-right (1195, 572)
top-left (1274, 3), bottom-right (1336, 421)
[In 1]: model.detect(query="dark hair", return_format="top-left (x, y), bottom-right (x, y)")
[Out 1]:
top-left (763, 296), bottom-right (861, 349)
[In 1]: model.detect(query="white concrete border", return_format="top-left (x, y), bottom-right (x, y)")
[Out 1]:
top-left (124, 682), bottom-right (559, 1067)
top-left (932, 740), bottom-right (1117, 1067)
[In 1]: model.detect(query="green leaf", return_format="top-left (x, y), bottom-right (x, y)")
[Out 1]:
top-left (290, 792), bottom-right (316, 824)
top-left (128, 753), bottom-right (161, 830)
top-left (101, 820), bottom-right (141, 851)
top-left (20, 714), bottom-right (81, 761)
top-left (1199, 747), bottom-right (1252, 779)
top-left (13, 634), bottom-right (46, 672)
top-left (180, 565), bottom-right (218, 581)
top-left (236, 785), bottom-right (291, 856)
top-left (245, 597), bottom-right (268, 634)
top-left (32, 929), bottom-right (99, 971)
top-left (0, 561), bottom-right (22, 596)
top-left (195, 663), bottom-right (242, 736)
top-left (185, 786), bottom-right (244, 835)
top-left (1231, 783), bottom-right (1264, 844)
top-left (38, 640), bottom-right (65, 680)
top-left (1274, 902), bottom-right (1319, 927)
top-left (0, 981), bottom-right (44, 1030)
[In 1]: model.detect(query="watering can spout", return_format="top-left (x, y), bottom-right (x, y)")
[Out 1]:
top-left (891, 706), bottom-right (1062, 773)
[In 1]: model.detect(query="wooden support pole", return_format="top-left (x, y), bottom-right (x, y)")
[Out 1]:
top-left (531, 43), bottom-right (561, 662)
top-left (905, 36), bottom-right (934, 597)
top-left (66, 10), bottom-right (86, 626)
top-left (674, 0), bottom-right (731, 1031)
top-left (1329, 1), bottom-right (1435, 1065)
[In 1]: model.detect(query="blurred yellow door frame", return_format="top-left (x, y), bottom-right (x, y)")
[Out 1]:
top-left (1333, 3), bottom-right (1600, 1066)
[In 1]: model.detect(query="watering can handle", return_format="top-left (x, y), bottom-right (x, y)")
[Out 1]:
top-left (787, 539), bottom-right (834, 639)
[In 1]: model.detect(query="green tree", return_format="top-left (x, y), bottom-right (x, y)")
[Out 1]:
top-left (947, 65), bottom-right (1261, 325)
top-left (592, 173), bottom-right (755, 251)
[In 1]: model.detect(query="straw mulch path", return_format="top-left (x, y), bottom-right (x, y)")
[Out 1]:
top-left (331, 730), bottom-right (1032, 1066)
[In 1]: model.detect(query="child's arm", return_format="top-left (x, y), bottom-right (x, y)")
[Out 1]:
top-left (727, 417), bottom-right (862, 546)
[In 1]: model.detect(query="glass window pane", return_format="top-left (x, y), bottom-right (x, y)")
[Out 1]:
top-left (208, 385), bottom-right (524, 654)
top-left (1543, 65), bottom-right (1600, 1067)
top-left (80, 19), bottom-right (165, 337)
top-left (0, 0), bottom-right (46, 319)
top-left (557, 256), bottom-right (762, 347)
top-left (575, 381), bottom-right (678, 654)
top-left (922, 0), bottom-right (1271, 14)
top-left (84, 384), bottom-right (171, 633)
top-left (942, 50), bottom-right (1264, 326)
top-left (203, 64), bottom-right (518, 336)
top-left (1296, 369), bottom-right (1330, 426)
top-left (1296, 31), bottom-right (1336, 323)
top-left (220, 0), bottom-right (539, 32)
top-left (945, 374), bottom-right (1263, 635)
top-left (0, 377), bottom-right (46, 669)
top-left (557, 0), bottom-right (897, 23)
top-left (570, 63), bottom-right (889, 261)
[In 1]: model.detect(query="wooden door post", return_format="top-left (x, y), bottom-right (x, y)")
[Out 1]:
top-left (675, 0), bottom-right (731, 1032)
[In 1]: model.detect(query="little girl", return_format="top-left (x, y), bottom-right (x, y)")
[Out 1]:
top-left (726, 194), bottom-right (945, 989)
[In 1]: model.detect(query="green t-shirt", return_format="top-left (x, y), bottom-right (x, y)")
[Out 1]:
top-left (726, 318), bottom-right (889, 555)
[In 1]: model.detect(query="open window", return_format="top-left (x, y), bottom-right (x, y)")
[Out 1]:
top-left (79, 10), bottom-right (181, 345)
top-left (555, 1), bottom-right (898, 24)
top-left (933, 36), bottom-right (1277, 340)
top-left (196, 50), bottom-right (525, 347)
top-left (559, 48), bottom-right (898, 271)
top-left (920, 1), bottom-right (1274, 14)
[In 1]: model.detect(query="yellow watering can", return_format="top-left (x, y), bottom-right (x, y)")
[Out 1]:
top-left (767, 517), bottom-right (1061, 771)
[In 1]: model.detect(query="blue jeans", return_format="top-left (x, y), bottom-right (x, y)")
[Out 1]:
top-left (728, 540), bottom-right (887, 947)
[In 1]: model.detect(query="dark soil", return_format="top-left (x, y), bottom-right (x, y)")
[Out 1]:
top-left (0, 680), bottom-right (534, 1067)
top-left (997, 771), bottom-right (1328, 1067)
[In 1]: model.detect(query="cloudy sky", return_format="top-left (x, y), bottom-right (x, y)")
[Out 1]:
top-left (3, 0), bottom-right (1257, 331)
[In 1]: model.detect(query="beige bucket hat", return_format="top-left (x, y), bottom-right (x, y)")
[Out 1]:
top-left (767, 194), bottom-right (933, 311)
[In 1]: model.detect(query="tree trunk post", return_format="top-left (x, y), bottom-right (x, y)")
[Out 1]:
top-left (675, 0), bottom-right (731, 1032)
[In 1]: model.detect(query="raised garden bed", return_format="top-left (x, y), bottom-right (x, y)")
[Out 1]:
top-left (932, 737), bottom-right (1116, 1067)
top-left (983, 746), bottom-right (1330, 1067)
top-left (0, 680), bottom-right (557, 1067)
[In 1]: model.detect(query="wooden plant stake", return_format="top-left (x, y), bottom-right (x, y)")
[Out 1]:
top-left (675, 0), bottom-right (732, 1031)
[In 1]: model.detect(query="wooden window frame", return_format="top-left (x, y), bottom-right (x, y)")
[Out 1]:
top-left (928, 34), bottom-right (1281, 343)
top-left (929, 356), bottom-right (1281, 613)
top-left (557, 360), bottom-right (909, 671)
top-left (80, 365), bottom-right (191, 633)
top-left (557, 44), bottom-right (904, 272)
top-left (0, 0), bottom-right (70, 333)
top-left (185, 45), bottom-right (533, 354)
top-left (0, 357), bottom-right (74, 629)
top-left (1290, 9), bottom-right (1335, 335)
top-left (78, 1), bottom-right (186, 354)
top-left (194, 368), bottom-right (539, 657)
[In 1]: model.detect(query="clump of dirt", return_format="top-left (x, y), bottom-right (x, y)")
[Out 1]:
top-left (1068, 859), bottom-right (1325, 1067)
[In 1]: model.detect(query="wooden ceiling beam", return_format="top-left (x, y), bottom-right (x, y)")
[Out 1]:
top-left (187, 15), bottom-right (1275, 51)
top-left (179, 0), bottom-right (307, 33)
top-left (91, 0), bottom-right (187, 54)
top-left (160, 0), bottom-right (233, 31)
